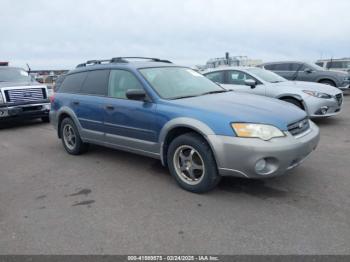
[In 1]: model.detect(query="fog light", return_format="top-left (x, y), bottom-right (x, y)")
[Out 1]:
top-left (320, 106), bottom-right (328, 115)
top-left (255, 159), bottom-right (267, 172)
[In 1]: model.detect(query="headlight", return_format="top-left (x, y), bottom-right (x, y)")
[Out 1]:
top-left (0, 93), bottom-right (4, 104)
top-left (303, 90), bottom-right (332, 99)
top-left (231, 123), bottom-right (285, 141)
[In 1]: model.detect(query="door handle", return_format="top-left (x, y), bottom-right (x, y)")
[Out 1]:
top-left (105, 105), bottom-right (115, 110)
top-left (72, 101), bottom-right (80, 106)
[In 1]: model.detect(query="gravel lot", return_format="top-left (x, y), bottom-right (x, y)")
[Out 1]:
top-left (0, 95), bottom-right (349, 255)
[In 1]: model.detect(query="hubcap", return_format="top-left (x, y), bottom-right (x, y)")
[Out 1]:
top-left (63, 124), bottom-right (76, 150)
top-left (173, 145), bottom-right (205, 185)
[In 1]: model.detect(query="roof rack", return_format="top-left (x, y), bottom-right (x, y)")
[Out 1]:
top-left (110, 57), bottom-right (172, 64)
top-left (76, 59), bottom-right (111, 68)
top-left (76, 57), bottom-right (172, 68)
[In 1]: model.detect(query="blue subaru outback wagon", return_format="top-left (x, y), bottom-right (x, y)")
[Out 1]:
top-left (50, 57), bottom-right (320, 193)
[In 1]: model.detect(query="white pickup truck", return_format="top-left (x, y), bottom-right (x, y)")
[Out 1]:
top-left (0, 66), bottom-right (51, 122)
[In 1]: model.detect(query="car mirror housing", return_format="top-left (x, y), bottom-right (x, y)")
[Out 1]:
top-left (244, 79), bottom-right (257, 88)
top-left (126, 89), bottom-right (147, 101)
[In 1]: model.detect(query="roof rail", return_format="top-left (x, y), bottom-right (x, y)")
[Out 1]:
top-left (76, 57), bottom-right (172, 68)
top-left (76, 59), bottom-right (111, 68)
top-left (110, 57), bottom-right (172, 64)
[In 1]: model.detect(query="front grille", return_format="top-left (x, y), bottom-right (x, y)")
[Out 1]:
top-left (5, 88), bottom-right (46, 103)
top-left (288, 118), bottom-right (310, 136)
top-left (335, 93), bottom-right (343, 106)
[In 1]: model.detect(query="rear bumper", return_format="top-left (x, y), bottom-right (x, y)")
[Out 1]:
top-left (207, 121), bottom-right (320, 178)
top-left (0, 101), bottom-right (51, 120)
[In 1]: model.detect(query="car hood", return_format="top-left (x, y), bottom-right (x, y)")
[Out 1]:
top-left (167, 92), bottom-right (307, 131)
top-left (270, 81), bottom-right (341, 95)
top-left (0, 81), bottom-right (43, 88)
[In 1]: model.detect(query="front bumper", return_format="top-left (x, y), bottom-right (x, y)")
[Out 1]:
top-left (207, 121), bottom-right (320, 178)
top-left (0, 101), bottom-right (51, 120)
top-left (304, 94), bottom-right (343, 118)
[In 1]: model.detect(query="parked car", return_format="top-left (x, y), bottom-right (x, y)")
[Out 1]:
top-left (316, 58), bottom-right (350, 73)
top-left (0, 66), bottom-right (51, 122)
top-left (203, 67), bottom-right (343, 118)
top-left (50, 57), bottom-right (320, 193)
top-left (259, 61), bottom-right (350, 91)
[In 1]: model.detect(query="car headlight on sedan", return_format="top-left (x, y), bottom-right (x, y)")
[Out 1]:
top-left (303, 90), bottom-right (332, 99)
top-left (231, 123), bottom-right (285, 141)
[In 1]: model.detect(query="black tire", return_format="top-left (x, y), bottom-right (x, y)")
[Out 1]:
top-left (319, 79), bottom-right (336, 87)
top-left (41, 116), bottom-right (50, 123)
top-left (60, 117), bottom-right (89, 155)
top-left (281, 98), bottom-right (304, 110)
top-left (167, 132), bottom-right (221, 193)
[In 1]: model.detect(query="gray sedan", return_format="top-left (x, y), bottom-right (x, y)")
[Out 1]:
top-left (203, 67), bottom-right (343, 118)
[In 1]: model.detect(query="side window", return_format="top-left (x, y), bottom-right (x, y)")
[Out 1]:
top-left (274, 63), bottom-right (290, 71)
top-left (80, 70), bottom-right (109, 96)
top-left (328, 61), bottom-right (342, 69)
top-left (264, 64), bottom-right (276, 70)
top-left (315, 62), bottom-right (324, 67)
top-left (289, 63), bottom-right (304, 71)
top-left (227, 70), bottom-right (254, 85)
top-left (58, 72), bottom-right (87, 93)
top-left (205, 71), bottom-right (225, 83)
top-left (108, 70), bottom-right (144, 99)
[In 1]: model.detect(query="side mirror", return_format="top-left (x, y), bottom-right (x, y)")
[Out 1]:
top-left (126, 89), bottom-right (147, 101)
top-left (304, 68), bottom-right (313, 74)
top-left (244, 79), bottom-right (257, 88)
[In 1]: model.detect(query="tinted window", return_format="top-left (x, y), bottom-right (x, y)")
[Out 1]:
top-left (81, 70), bottom-right (109, 96)
top-left (264, 64), bottom-right (276, 70)
top-left (315, 62), bottom-right (324, 67)
top-left (59, 72), bottom-right (87, 93)
top-left (205, 71), bottom-right (225, 83)
top-left (227, 70), bottom-right (255, 85)
top-left (289, 63), bottom-right (305, 71)
top-left (108, 70), bottom-right (144, 99)
top-left (273, 63), bottom-right (291, 71)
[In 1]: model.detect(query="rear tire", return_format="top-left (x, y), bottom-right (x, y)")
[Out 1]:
top-left (167, 132), bottom-right (221, 193)
top-left (281, 98), bottom-right (304, 110)
top-left (60, 118), bottom-right (89, 155)
top-left (319, 79), bottom-right (336, 87)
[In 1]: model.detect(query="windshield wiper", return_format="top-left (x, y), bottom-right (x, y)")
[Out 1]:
top-left (172, 94), bottom-right (200, 100)
top-left (200, 90), bottom-right (229, 95)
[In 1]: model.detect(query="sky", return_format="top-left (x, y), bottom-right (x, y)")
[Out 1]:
top-left (1, 0), bottom-right (349, 70)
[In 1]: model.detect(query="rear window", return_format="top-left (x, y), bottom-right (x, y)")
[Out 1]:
top-left (58, 72), bottom-right (87, 93)
top-left (80, 70), bottom-right (109, 96)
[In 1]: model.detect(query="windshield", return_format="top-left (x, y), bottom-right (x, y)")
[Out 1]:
top-left (246, 68), bottom-right (287, 83)
top-left (0, 68), bottom-right (32, 82)
top-left (307, 63), bottom-right (324, 71)
top-left (139, 67), bottom-right (224, 99)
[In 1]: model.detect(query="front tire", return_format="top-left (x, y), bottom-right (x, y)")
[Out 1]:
top-left (281, 98), bottom-right (304, 110)
top-left (167, 132), bottom-right (221, 193)
top-left (41, 116), bottom-right (50, 123)
top-left (60, 118), bottom-right (89, 155)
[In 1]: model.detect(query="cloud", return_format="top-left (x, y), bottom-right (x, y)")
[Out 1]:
top-left (0, 0), bottom-right (349, 69)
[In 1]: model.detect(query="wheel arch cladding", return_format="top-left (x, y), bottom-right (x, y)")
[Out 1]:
top-left (57, 108), bottom-right (81, 138)
top-left (159, 118), bottom-right (217, 167)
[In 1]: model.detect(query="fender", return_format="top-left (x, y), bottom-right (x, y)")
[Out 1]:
top-left (56, 106), bottom-right (83, 138)
top-left (276, 93), bottom-right (308, 112)
top-left (158, 117), bottom-right (216, 166)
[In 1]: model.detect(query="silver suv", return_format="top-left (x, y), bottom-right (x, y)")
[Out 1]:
top-left (316, 58), bottom-right (350, 73)
top-left (259, 61), bottom-right (350, 91)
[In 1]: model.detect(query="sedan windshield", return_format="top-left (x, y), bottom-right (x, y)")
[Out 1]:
top-left (139, 67), bottom-right (225, 99)
top-left (0, 68), bottom-right (32, 83)
top-left (247, 68), bottom-right (287, 83)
